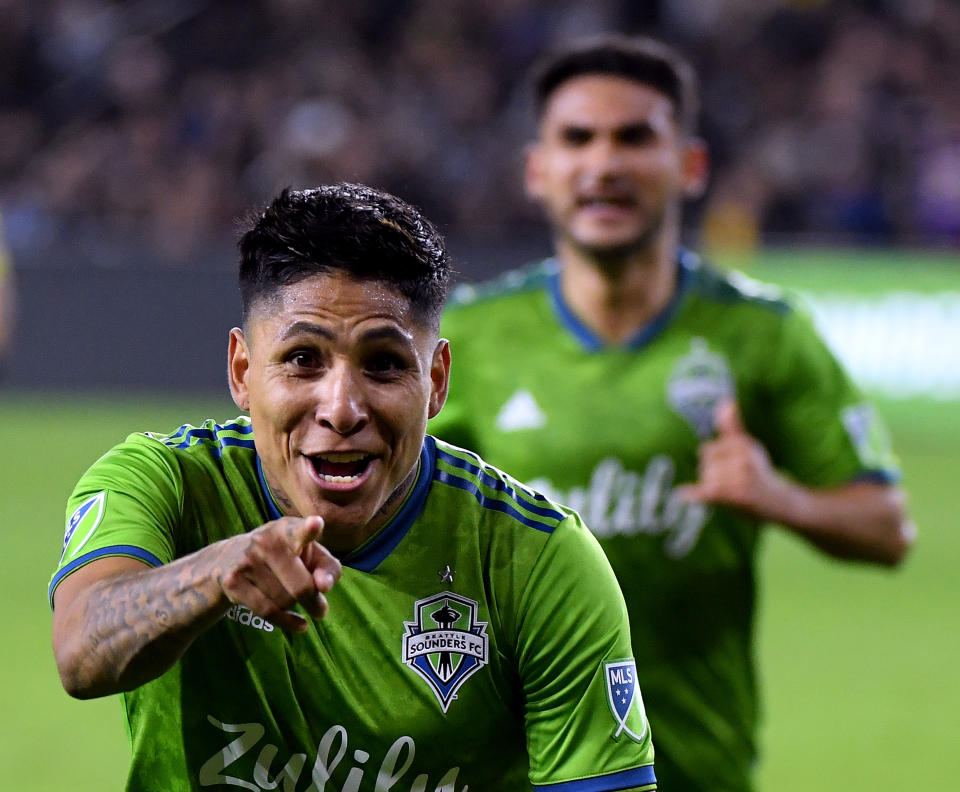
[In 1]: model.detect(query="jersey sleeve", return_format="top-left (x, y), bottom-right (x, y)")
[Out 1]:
top-left (49, 433), bottom-right (183, 607)
top-left (756, 306), bottom-right (900, 487)
top-left (517, 513), bottom-right (657, 791)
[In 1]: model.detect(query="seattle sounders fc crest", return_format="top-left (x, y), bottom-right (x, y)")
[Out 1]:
top-left (667, 337), bottom-right (735, 438)
top-left (605, 659), bottom-right (649, 743)
top-left (403, 591), bottom-right (489, 712)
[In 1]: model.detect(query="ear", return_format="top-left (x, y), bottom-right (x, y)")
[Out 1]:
top-left (523, 141), bottom-right (546, 202)
top-left (427, 338), bottom-right (451, 420)
top-left (681, 137), bottom-right (710, 199)
top-left (227, 327), bottom-right (251, 411)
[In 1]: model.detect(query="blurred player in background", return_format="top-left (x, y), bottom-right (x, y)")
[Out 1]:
top-left (430, 34), bottom-right (914, 792)
top-left (50, 183), bottom-right (656, 791)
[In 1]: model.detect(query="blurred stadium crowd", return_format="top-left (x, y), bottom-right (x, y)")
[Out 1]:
top-left (1, 0), bottom-right (959, 269)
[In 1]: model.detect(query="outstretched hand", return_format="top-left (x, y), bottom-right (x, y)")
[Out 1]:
top-left (218, 515), bottom-right (342, 633)
top-left (679, 400), bottom-right (788, 520)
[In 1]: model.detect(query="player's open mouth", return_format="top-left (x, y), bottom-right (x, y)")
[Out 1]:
top-left (577, 195), bottom-right (636, 208)
top-left (306, 451), bottom-right (374, 486)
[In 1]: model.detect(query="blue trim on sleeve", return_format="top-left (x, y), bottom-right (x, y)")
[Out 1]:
top-left (855, 469), bottom-right (899, 485)
top-left (343, 438), bottom-right (436, 572)
top-left (49, 545), bottom-right (164, 606)
top-left (547, 249), bottom-right (694, 353)
top-left (533, 765), bottom-right (656, 791)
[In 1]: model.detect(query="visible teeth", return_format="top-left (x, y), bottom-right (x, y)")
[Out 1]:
top-left (319, 451), bottom-right (367, 462)
top-left (320, 473), bottom-right (360, 483)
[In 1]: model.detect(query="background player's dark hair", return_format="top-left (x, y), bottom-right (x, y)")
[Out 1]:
top-left (531, 34), bottom-right (700, 135)
top-left (239, 183), bottom-right (451, 331)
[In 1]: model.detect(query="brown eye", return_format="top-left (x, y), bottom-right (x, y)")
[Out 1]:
top-left (367, 352), bottom-right (406, 377)
top-left (288, 351), bottom-right (320, 370)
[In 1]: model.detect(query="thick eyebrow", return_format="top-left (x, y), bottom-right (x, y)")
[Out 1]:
top-left (618, 120), bottom-right (655, 135)
top-left (357, 325), bottom-right (417, 346)
top-left (278, 321), bottom-right (415, 346)
top-left (279, 321), bottom-right (335, 342)
top-left (558, 123), bottom-right (594, 137)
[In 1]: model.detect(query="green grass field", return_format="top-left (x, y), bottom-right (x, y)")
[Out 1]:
top-left (1, 390), bottom-right (955, 790)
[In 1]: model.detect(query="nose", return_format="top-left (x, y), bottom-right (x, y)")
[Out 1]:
top-left (314, 361), bottom-right (368, 436)
top-left (584, 137), bottom-right (625, 177)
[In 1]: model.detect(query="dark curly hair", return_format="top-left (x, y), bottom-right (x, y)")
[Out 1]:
top-left (239, 183), bottom-right (451, 330)
top-left (531, 34), bottom-right (700, 135)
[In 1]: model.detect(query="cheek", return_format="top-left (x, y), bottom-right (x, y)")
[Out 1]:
top-left (382, 385), bottom-right (431, 437)
top-left (637, 148), bottom-right (683, 181)
top-left (255, 380), bottom-right (310, 432)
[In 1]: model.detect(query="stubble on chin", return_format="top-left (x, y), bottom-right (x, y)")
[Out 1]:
top-left (560, 210), bottom-right (664, 267)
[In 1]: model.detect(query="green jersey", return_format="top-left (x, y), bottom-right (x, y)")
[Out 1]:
top-left (50, 418), bottom-right (656, 791)
top-left (430, 252), bottom-right (899, 792)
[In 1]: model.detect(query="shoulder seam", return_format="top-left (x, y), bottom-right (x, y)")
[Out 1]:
top-left (150, 418), bottom-right (256, 454)
top-left (433, 444), bottom-right (567, 533)
top-left (688, 263), bottom-right (794, 316)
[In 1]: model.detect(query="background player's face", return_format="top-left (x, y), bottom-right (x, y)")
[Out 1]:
top-left (525, 74), bottom-right (705, 257)
top-left (228, 271), bottom-right (449, 550)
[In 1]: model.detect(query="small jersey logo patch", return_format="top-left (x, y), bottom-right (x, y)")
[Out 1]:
top-left (402, 591), bottom-right (489, 712)
top-left (61, 491), bottom-right (106, 563)
top-left (495, 389), bottom-right (546, 432)
top-left (605, 659), bottom-right (649, 743)
top-left (224, 604), bottom-right (275, 632)
top-left (667, 338), bottom-right (734, 438)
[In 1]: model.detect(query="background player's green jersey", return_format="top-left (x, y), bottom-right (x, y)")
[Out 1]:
top-left (50, 419), bottom-right (656, 792)
top-left (430, 251), bottom-right (900, 792)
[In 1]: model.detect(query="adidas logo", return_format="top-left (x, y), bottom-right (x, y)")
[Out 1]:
top-left (225, 604), bottom-right (275, 632)
top-left (495, 389), bottom-right (546, 432)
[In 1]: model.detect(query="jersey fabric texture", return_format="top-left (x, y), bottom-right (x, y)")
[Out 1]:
top-left (51, 418), bottom-right (656, 792)
top-left (429, 251), bottom-right (900, 792)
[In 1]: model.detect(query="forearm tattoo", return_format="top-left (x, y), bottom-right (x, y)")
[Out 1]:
top-left (77, 545), bottom-right (232, 693)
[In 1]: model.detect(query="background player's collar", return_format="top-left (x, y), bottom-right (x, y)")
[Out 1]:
top-left (548, 248), bottom-right (696, 352)
top-left (255, 439), bottom-right (436, 572)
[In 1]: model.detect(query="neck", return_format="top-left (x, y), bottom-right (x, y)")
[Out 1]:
top-left (360, 464), bottom-right (419, 545)
top-left (556, 230), bottom-right (680, 344)
top-left (265, 462), bottom-right (420, 555)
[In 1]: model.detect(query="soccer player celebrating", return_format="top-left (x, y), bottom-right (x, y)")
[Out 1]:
top-left (50, 184), bottom-right (657, 791)
top-left (430, 35), bottom-right (914, 792)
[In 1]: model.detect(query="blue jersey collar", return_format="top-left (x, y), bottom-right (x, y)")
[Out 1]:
top-left (548, 248), bottom-right (697, 352)
top-left (256, 438), bottom-right (436, 572)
